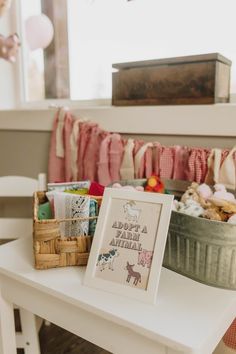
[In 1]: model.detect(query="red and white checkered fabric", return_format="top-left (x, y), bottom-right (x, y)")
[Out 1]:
top-left (159, 147), bottom-right (174, 179)
top-left (185, 148), bottom-right (210, 183)
top-left (223, 319), bottom-right (236, 350)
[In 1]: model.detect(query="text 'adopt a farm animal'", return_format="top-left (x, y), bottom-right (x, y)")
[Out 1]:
top-left (109, 221), bottom-right (148, 251)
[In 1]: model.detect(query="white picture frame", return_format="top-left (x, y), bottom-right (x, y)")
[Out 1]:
top-left (84, 188), bottom-right (173, 304)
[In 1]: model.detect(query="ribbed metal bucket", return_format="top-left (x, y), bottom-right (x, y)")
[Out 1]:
top-left (164, 211), bottom-right (236, 289)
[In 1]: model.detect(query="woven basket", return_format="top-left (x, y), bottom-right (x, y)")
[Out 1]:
top-left (33, 191), bottom-right (102, 270)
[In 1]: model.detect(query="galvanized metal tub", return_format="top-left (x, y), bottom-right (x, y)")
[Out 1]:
top-left (165, 211), bottom-right (236, 289)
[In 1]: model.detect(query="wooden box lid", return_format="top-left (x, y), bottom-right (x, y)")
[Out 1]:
top-left (112, 53), bottom-right (232, 70)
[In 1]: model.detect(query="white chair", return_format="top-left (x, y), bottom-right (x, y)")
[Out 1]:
top-left (0, 174), bottom-right (46, 241)
top-left (0, 173), bottom-right (47, 354)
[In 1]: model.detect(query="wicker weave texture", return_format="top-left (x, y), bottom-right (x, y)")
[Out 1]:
top-left (33, 191), bottom-right (99, 269)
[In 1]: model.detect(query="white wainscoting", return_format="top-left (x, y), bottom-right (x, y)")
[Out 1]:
top-left (0, 104), bottom-right (236, 136)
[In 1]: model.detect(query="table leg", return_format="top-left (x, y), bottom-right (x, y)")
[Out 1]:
top-left (0, 289), bottom-right (16, 354)
top-left (15, 308), bottom-right (41, 354)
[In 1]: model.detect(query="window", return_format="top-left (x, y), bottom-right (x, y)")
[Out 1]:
top-left (19, 0), bottom-right (236, 103)
top-left (19, 0), bottom-right (70, 102)
top-left (20, 0), bottom-right (45, 101)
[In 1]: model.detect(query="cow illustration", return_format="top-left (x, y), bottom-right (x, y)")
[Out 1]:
top-left (137, 250), bottom-right (153, 268)
top-left (97, 249), bottom-right (119, 271)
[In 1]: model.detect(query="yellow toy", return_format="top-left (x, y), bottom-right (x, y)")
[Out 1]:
top-left (145, 175), bottom-right (165, 193)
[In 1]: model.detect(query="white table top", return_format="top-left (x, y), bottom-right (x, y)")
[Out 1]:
top-left (0, 237), bottom-right (235, 354)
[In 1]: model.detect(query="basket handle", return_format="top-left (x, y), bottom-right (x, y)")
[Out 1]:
top-left (57, 216), bottom-right (98, 223)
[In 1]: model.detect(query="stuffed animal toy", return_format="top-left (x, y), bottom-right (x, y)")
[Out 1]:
top-left (181, 182), bottom-right (199, 202)
top-left (177, 199), bottom-right (204, 217)
top-left (228, 214), bottom-right (236, 225)
top-left (197, 183), bottom-right (213, 200)
top-left (180, 182), bottom-right (206, 207)
top-left (202, 199), bottom-right (236, 222)
top-left (209, 184), bottom-right (236, 204)
top-left (177, 181), bottom-right (236, 222)
top-left (202, 207), bottom-right (227, 222)
top-left (144, 175), bottom-right (165, 193)
top-left (181, 182), bottom-right (215, 209)
top-left (221, 201), bottom-right (236, 214)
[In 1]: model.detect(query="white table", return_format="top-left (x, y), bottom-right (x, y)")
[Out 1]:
top-left (0, 238), bottom-right (235, 354)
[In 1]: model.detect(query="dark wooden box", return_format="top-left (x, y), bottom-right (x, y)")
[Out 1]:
top-left (112, 53), bottom-right (231, 106)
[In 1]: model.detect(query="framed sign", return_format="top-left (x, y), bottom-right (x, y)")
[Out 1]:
top-left (84, 188), bottom-right (173, 304)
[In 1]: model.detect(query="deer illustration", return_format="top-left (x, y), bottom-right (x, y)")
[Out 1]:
top-left (125, 262), bottom-right (141, 286)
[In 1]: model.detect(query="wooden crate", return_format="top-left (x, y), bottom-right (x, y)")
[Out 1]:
top-left (112, 53), bottom-right (231, 106)
top-left (33, 191), bottom-right (101, 270)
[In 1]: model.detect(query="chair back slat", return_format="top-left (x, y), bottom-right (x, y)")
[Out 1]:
top-left (0, 174), bottom-right (46, 239)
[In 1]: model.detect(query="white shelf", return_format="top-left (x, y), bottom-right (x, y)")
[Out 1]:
top-left (0, 104), bottom-right (236, 136)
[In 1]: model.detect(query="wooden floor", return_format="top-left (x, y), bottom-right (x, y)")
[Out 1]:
top-left (39, 322), bottom-right (111, 354)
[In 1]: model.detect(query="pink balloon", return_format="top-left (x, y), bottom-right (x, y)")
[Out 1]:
top-left (25, 14), bottom-right (54, 51)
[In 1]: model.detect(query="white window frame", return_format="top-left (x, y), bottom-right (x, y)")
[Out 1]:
top-left (13, 0), bottom-right (111, 109)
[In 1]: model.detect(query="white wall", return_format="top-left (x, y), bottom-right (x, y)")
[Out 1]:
top-left (0, 1), bottom-right (17, 109)
top-left (68, 0), bottom-right (236, 100)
